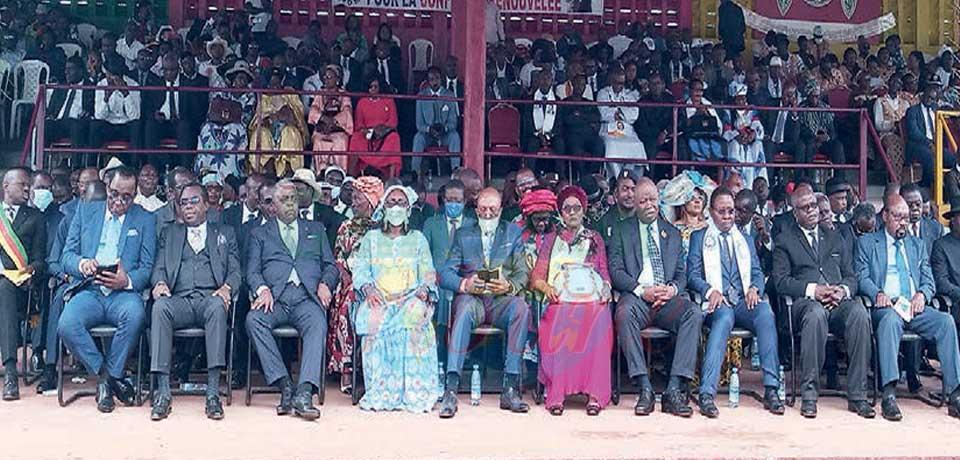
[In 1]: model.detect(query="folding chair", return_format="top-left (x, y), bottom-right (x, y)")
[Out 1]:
top-left (613, 326), bottom-right (671, 404)
top-left (244, 325), bottom-right (327, 406)
top-left (57, 325), bottom-right (145, 407)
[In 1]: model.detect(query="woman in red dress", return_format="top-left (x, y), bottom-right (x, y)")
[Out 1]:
top-left (349, 75), bottom-right (402, 177)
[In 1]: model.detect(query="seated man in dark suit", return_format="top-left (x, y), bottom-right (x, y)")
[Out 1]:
top-left (0, 169), bottom-right (47, 400)
top-left (932, 196), bottom-right (960, 326)
top-left (57, 167), bottom-right (156, 413)
top-left (901, 182), bottom-right (944, 257)
top-left (771, 186), bottom-right (874, 419)
top-left (557, 74), bottom-right (604, 173)
top-left (734, 189), bottom-right (772, 273)
top-left (45, 56), bottom-right (94, 149)
top-left (609, 178), bottom-right (703, 417)
top-left (521, 69), bottom-right (565, 174)
top-left (291, 169), bottom-right (343, 247)
top-left (763, 84), bottom-right (812, 178)
top-left (855, 194), bottom-right (960, 421)
top-left (438, 188), bottom-right (531, 419)
top-left (246, 180), bottom-right (339, 421)
top-left (143, 53), bottom-right (196, 164)
top-left (904, 84), bottom-right (957, 188)
top-left (149, 183), bottom-right (241, 421)
top-left (689, 187), bottom-right (784, 418)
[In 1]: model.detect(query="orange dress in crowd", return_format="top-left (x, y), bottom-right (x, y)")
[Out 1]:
top-left (349, 96), bottom-right (402, 176)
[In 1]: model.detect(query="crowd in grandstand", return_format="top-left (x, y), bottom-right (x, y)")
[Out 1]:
top-left (1, 0), bottom-right (960, 425)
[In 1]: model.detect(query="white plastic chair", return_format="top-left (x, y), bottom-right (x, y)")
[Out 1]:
top-left (75, 23), bottom-right (98, 49)
top-left (10, 60), bottom-right (49, 139)
top-left (281, 36), bottom-right (301, 49)
top-left (607, 34), bottom-right (633, 60)
top-left (56, 43), bottom-right (82, 58)
top-left (407, 38), bottom-right (434, 87)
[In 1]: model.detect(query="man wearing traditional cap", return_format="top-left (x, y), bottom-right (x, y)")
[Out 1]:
top-left (724, 80), bottom-right (767, 189)
top-left (825, 177), bottom-right (852, 225)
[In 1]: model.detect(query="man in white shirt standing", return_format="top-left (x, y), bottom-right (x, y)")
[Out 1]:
top-left (91, 57), bottom-right (142, 149)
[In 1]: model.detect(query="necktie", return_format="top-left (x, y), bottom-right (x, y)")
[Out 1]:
top-left (645, 224), bottom-right (665, 284)
top-left (61, 89), bottom-right (76, 120)
top-left (913, 223), bottom-right (920, 238)
top-left (449, 218), bottom-right (458, 241)
top-left (809, 229), bottom-right (819, 257)
top-left (282, 223), bottom-right (298, 256)
top-left (380, 59), bottom-right (388, 83)
top-left (168, 84), bottom-right (178, 119)
top-left (893, 239), bottom-right (911, 299)
top-left (188, 227), bottom-right (203, 253)
top-left (300, 209), bottom-right (309, 220)
top-left (5, 206), bottom-right (14, 223)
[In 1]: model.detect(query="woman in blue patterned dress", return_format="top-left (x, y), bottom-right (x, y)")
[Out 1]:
top-left (194, 61), bottom-right (257, 180)
top-left (349, 184), bottom-right (441, 412)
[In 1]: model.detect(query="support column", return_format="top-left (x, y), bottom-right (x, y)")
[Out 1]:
top-left (453, 0), bottom-right (486, 173)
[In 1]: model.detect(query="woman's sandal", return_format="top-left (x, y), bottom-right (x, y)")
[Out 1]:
top-left (586, 400), bottom-right (601, 416)
top-left (548, 405), bottom-right (564, 416)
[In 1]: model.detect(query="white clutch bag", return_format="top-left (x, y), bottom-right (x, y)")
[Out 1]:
top-left (553, 262), bottom-right (604, 303)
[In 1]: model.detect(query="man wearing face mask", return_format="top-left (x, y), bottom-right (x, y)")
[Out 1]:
top-left (438, 188), bottom-right (531, 418)
top-left (0, 168), bottom-right (47, 401)
top-left (422, 180), bottom-right (474, 363)
top-left (857, 194), bottom-right (960, 421)
top-left (246, 180), bottom-right (339, 420)
top-left (58, 166), bottom-right (156, 413)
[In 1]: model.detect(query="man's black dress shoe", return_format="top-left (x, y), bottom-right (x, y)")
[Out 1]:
top-left (109, 377), bottom-right (136, 406)
top-left (698, 393), bottom-right (719, 418)
top-left (292, 389), bottom-right (320, 420)
top-left (36, 368), bottom-right (56, 394)
top-left (763, 387), bottom-right (785, 415)
top-left (438, 390), bottom-right (458, 419)
top-left (848, 400), bottom-right (876, 419)
top-left (206, 395), bottom-right (224, 420)
top-left (661, 388), bottom-right (692, 417)
top-left (499, 387), bottom-right (529, 413)
top-left (634, 387), bottom-right (655, 416)
top-left (800, 399), bottom-right (817, 418)
top-left (96, 380), bottom-right (115, 413)
top-left (881, 395), bottom-right (903, 421)
top-left (2, 374), bottom-right (19, 401)
top-left (150, 394), bottom-right (172, 421)
top-left (276, 381), bottom-right (294, 416)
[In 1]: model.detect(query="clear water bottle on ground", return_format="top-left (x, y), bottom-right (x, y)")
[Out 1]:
top-left (728, 367), bottom-right (740, 408)
top-left (751, 337), bottom-right (761, 371)
top-left (470, 364), bottom-right (481, 406)
top-left (778, 365), bottom-right (787, 401)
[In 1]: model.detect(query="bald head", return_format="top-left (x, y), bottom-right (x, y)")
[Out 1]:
top-left (476, 187), bottom-right (502, 220)
top-left (2, 168), bottom-right (30, 206)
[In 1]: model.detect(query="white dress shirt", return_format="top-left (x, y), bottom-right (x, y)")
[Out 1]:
top-left (95, 76), bottom-right (141, 125)
top-left (632, 220), bottom-right (661, 298)
top-left (3, 203), bottom-right (19, 223)
top-left (187, 222), bottom-right (207, 253)
top-left (159, 77), bottom-right (181, 119)
top-left (241, 203), bottom-right (259, 224)
top-left (134, 192), bottom-right (165, 212)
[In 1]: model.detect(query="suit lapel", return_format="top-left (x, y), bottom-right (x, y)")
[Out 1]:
top-left (169, 224), bottom-right (185, 284)
top-left (117, 210), bottom-right (133, 258)
top-left (875, 234), bottom-right (887, 291)
top-left (295, 218), bottom-right (309, 260)
top-left (489, 221), bottom-right (507, 267)
top-left (207, 224), bottom-right (224, 286)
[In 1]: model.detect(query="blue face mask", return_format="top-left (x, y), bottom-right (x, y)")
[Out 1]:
top-left (444, 202), bottom-right (464, 219)
top-left (32, 189), bottom-right (54, 212)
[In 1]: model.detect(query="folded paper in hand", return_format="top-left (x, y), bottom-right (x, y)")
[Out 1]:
top-left (893, 297), bottom-right (913, 323)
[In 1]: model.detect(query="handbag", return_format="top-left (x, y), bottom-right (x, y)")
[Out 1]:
top-left (208, 96), bottom-right (242, 124)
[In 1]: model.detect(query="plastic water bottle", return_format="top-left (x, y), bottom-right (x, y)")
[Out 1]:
top-left (778, 365), bottom-right (787, 401)
top-left (728, 367), bottom-right (740, 408)
top-left (470, 364), bottom-right (481, 406)
top-left (751, 337), bottom-right (761, 371)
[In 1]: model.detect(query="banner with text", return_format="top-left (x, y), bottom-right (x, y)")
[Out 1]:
top-left (332, 0), bottom-right (604, 15)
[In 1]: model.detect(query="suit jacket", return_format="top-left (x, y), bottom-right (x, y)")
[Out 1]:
top-left (854, 230), bottom-right (935, 302)
top-left (770, 212), bottom-right (796, 240)
top-left (47, 81), bottom-right (95, 120)
top-left (931, 232), bottom-right (960, 303)
top-left (310, 203), bottom-right (344, 249)
top-left (0, 204), bottom-right (47, 276)
top-left (904, 103), bottom-right (932, 145)
top-left (151, 222), bottom-right (241, 293)
top-left (422, 214), bottom-right (476, 324)
top-left (439, 219), bottom-right (527, 295)
top-left (156, 202), bottom-right (221, 237)
top-left (687, 227), bottom-right (766, 298)
top-left (771, 222), bottom-right (857, 299)
top-left (246, 218), bottom-right (339, 306)
top-left (47, 198), bottom-right (79, 278)
top-left (61, 201), bottom-right (157, 292)
top-left (914, 217), bottom-right (944, 257)
top-left (946, 168), bottom-right (960, 202)
top-left (739, 217), bottom-right (773, 274)
top-left (520, 93), bottom-right (564, 150)
top-left (415, 87), bottom-right (459, 135)
top-left (608, 217), bottom-right (686, 295)
top-left (368, 56), bottom-right (405, 94)
top-left (179, 73), bottom-right (210, 125)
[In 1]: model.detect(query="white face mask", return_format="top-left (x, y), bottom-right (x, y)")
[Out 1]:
top-left (384, 206), bottom-right (409, 227)
top-left (32, 189), bottom-right (54, 211)
top-left (478, 217), bottom-right (499, 234)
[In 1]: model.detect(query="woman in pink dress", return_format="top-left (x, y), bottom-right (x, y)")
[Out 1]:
top-left (529, 185), bottom-right (613, 416)
top-left (310, 64), bottom-right (353, 172)
top-left (349, 75), bottom-right (402, 177)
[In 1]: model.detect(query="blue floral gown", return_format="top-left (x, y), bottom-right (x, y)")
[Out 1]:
top-left (349, 229), bottom-right (441, 412)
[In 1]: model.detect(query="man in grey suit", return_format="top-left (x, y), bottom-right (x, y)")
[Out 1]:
top-left (149, 183), bottom-right (241, 421)
top-left (771, 186), bottom-right (874, 419)
top-left (437, 188), bottom-right (530, 419)
top-left (932, 196), bottom-right (960, 326)
top-left (421, 179), bottom-right (474, 363)
top-left (856, 194), bottom-right (960, 421)
top-left (609, 178), bottom-right (702, 417)
top-left (155, 167), bottom-right (221, 236)
top-left (246, 180), bottom-right (339, 421)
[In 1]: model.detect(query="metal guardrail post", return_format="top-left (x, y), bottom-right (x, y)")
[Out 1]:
top-left (859, 110), bottom-right (868, 201)
top-left (671, 106), bottom-right (678, 177)
top-left (936, 112), bottom-right (945, 208)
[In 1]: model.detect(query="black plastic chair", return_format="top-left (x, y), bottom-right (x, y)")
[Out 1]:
top-left (244, 325), bottom-right (326, 407)
top-left (57, 325), bottom-right (145, 407)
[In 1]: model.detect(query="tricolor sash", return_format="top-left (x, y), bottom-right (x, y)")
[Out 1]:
top-left (0, 210), bottom-right (30, 286)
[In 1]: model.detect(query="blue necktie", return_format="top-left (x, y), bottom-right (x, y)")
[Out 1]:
top-left (893, 239), bottom-right (911, 299)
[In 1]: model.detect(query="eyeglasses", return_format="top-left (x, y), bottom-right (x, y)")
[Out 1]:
top-left (107, 189), bottom-right (134, 203)
top-left (179, 196), bottom-right (202, 206)
top-left (262, 197), bottom-right (274, 204)
top-left (796, 202), bottom-right (818, 212)
top-left (713, 207), bottom-right (735, 217)
top-left (561, 204), bottom-right (583, 214)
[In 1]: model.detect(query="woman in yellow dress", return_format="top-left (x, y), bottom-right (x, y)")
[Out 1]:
top-left (249, 68), bottom-right (308, 177)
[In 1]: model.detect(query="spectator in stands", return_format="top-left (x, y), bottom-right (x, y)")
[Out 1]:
top-left (521, 69), bottom-right (564, 173)
top-left (935, 50), bottom-right (955, 91)
top-left (592, 170), bottom-right (636, 242)
top-left (249, 68), bottom-right (307, 177)
top-left (309, 64), bottom-right (352, 172)
top-left (412, 66), bottom-right (461, 173)
top-left (901, 182), bottom-right (944, 257)
top-left (635, 74), bottom-right (674, 165)
top-left (554, 74), bottom-right (602, 173)
top-left (117, 21), bottom-right (145, 71)
top-left (351, 75), bottom-right (402, 178)
top-left (91, 57), bottom-right (142, 149)
top-left (598, 67), bottom-right (644, 178)
top-left (199, 36), bottom-right (230, 87)
top-left (873, 77), bottom-right (911, 173)
top-left (723, 81), bottom-right (767, 188)
top-left (681, 79), bottom-right (724, 162)
top-left (942, 74), bottom-right (960, 109)
top-left (906, 50), bottom-right (926, 83)
top-left (372, 23), bottom-right (401, 62)
top-left (370, 40), bottom-right (404, 95)
top-left (131, 47), bottom-right (156, 87)
top-left (798, 80), bottom-right (847, 165)
top-left (26, 29), bottom-right (65, 81)
top-left (840, 48), bottom-right (861, 84)
top-left (195, 61), bottom-right (256, 180)
top-left (905, 83), bottom-right (956, 187)
top-left (336, 15), bottom-right (369, 63)
top-left (665, 40), bottom-right (689, 87)
top-left (133, 164), bottom-right (163, 212)
top-left (717, 0), bottom-right (745, 58)
top-left (815, 54), bottom-right (847, 92)
top-left (745, 69), bottom-right (769, 107)
top-left (46, 56), bottom-right (93, 150)
top-left (330, 39), bottom-right (361, 93)
top-left (144, 53), bottom-right (195, 162)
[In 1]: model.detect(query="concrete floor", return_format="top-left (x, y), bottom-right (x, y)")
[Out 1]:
top-left (3, 377), bottom-right (960, 460)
